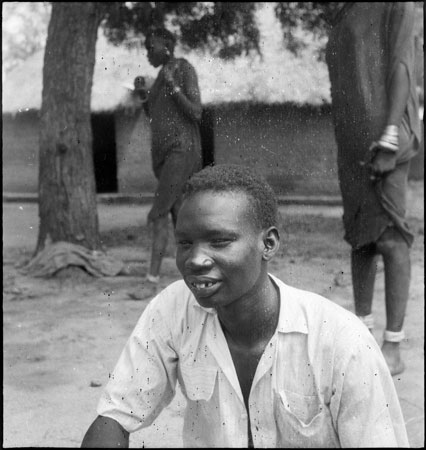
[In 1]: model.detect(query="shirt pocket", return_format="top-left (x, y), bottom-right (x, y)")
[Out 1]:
top-left (180, 362), bottom-right (217, 401)
top-left (275, 390), bottom-right (335, 447)
top-left (277, 389), bottom-right (323, 425)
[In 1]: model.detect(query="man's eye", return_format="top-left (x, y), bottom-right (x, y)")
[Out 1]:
top-left (177, 240), bottom-right (191, 248)
top-left (210, 239), bottom-right (232, 248)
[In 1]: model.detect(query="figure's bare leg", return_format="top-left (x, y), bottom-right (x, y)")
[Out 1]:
top-left (149, 215), bottom-right (169, 278)
top-left (351, 244), bottom-right (378, 332)
top-left (127, 215), bottom-right (169, 301)
top-left (376, 226), bottom-right (410, 375)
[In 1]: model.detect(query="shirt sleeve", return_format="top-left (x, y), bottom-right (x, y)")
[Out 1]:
top-left (96, 295), bottom-right (179, 433)
top-left (330, 326), bottom-right (409, 447)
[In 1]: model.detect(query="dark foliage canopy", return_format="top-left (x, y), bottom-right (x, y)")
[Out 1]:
top-left (101, 2), bottom-right (342, 59)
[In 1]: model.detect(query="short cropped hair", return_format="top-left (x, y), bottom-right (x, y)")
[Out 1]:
top-left (145, 27), bottom-right (176, 53)
top-left (182, 164), bottom-right (278, 230)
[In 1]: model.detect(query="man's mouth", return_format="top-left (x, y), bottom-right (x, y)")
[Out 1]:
top-left (191, 281), bottom-right (217, 290)
top-left (186, 278), bottom-right (221, 297)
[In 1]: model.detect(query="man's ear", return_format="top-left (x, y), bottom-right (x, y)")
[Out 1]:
top-left (262, 226), bottom-right (280, 261)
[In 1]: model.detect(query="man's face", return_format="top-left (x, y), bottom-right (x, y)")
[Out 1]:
top-left (175, 191), bottom-right (268, 310)
top-left (145, 36), bottom-right (168, 68)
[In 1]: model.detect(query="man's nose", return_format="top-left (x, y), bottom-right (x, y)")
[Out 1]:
top-left (185, 245), bottom-right (214, 271)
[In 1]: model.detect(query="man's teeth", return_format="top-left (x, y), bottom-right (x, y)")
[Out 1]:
top-left (192, 281), bottom-right (215, 289)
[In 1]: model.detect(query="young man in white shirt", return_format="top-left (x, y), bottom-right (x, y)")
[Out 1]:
top-left (82, 164), bottom-right (408, 448)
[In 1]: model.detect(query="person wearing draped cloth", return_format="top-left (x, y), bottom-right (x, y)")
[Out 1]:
top-left (325, 2), bottom-right (421, 375)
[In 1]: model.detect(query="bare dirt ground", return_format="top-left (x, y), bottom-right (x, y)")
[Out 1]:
top-left (3, 181), bottom-right (424, 448)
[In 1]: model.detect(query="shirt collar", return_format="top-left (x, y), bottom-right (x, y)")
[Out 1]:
top-left (192, 273), bottom-right (309, 334)
top-left (270, 273), bottom-right (309, 335)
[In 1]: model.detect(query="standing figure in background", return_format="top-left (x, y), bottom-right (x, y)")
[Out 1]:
top-left (130, 27), bottom-right (203, 299)
top-left (326, 2), bottom-right (421, 375)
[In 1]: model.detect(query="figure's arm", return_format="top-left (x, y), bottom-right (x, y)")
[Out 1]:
top-left (81, 415), bottom-right (129, 448)
top-left (370, 2), bottom-right (415, 175)
top-left (133, 88), bottom-right (150, 117)
top-left (142, 99), bottom-right (150, 117)
top-left (164, 60), bottom-right (203, 122)
top-left (370, 62), bottom-right (410, 175)
top-left (386, 63), bottom-right (410, 128)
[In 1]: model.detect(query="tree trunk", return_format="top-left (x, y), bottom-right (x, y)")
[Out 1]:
top-left (36, 2), bottom-right (104, 255)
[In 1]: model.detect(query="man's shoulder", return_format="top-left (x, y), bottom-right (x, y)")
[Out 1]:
top-left (175, 57), bottom-right (197, 73)
top-left (272, 275), bottom-right (363, 331)
top-left (274, 276), bottom-right (375, 358)
top-left (274, 275), bottom-right (344, 309)
top-left (149, 279), bottom-right (206, 318)
top-left (152, 279), bottom-right (191, 305)
top-left (176, 57), bottom-right (192, 65)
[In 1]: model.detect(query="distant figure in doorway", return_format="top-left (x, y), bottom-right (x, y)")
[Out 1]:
top-left (325, 2), bottom-right (421, 375)
top-left (130, 27), bottom-right (203, 299)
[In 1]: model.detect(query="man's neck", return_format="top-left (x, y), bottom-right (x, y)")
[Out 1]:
top-left (163, 54), bottom-right (175, 66)
top-left (218, 277), bottom-right (280, 348)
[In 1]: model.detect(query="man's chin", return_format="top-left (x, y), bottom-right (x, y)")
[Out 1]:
top-left (192, 292), bottom-right (221, 309)
top-left (194, 298), bottom-right (216, 309)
